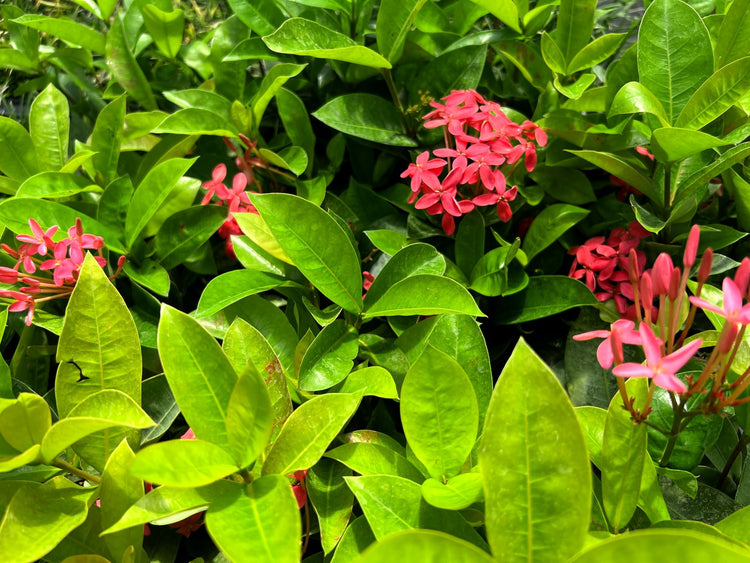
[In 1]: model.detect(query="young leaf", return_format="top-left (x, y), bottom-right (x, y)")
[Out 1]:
top-left (0, 393), bottom-right (50, 453)
top-left (401, 346), bottom-right (478, 480)
top-left (333, 366), bottom-right (398, 399)
top-left (714, 0), bottom-right (750, 69)
top-left (141, 4), bottom-right (184, 59)
top-left (651, 128), bottom-right (730, 163)
top-left (420, 473), bottom-right (484, 511)
top-left (567, 33), bottom-right (627, 74)
top-left (298, 320), bottom-right (359, 391)
top-left (250, 63), bottom-right (307, 130)
top-left (541, 32), bottom-right (567, 75)
top-left (250, 193), bottom-right (363, 314)
top-left (479, 338), bottom-right (591, 561)
top-left (376, 0), bottom-right (428, 64)
top-left (555, 0), bottom-right (597, 63)
top-left (91, 95), bottom-right (125, 186)
top-left (29, 84), bottom-right (69, 171)
top-left (608, 81), bottom-right (671, 127)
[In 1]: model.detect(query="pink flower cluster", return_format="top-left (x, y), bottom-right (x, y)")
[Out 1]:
top-left (568, 222), bottom-right (650, 315)
top-left (200, 163), bottom-right (258, 259)
top-left (0, 218), bottom-right (118, 326)
top-left (401, 89), bottom-right (547, 235)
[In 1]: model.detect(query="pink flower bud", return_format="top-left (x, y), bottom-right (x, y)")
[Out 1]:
top-left (683, 224), bottom-right (700, 268)
top-left (651, 253), bottom-right (674, 296)
top-left (698, 248), bottom-right (713, 283)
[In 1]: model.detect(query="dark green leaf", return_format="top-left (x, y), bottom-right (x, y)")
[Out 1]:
top-left (494, 275), bottom-right (598, 324)
top-left (376, 0), bottom-right (428, 64)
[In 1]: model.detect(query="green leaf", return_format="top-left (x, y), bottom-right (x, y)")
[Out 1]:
top-left (358, 529), bottom-right (493, 561)
top-left (131, 439), bottom-right (239, 487)
top-left (676, 142), bottom-right (750, 206)
top-left (0, 393), bottom-right (50, 453)
top-left (553, 73), bottom-right (597, 100)
top-left (235, 212), bottom-right (294, 265)
top-left (195, 270), bottom-right (286, 318)
top-left (652, 128), bottom-right (730, 162)
top-left (225, 0), bottom-right (284, 35)
top-left (12, 14), bottom-right (105, 53)
top-left (469, 245), bottom-right (523, 297)
top-left (0, 116), bottom-right (38, 182)
top-left (40, 390), bottom-right (153, 463)
top-left (152, 108), bottom-right (237, 137)
top-left (141, 374), bottom-right (178, 444)
top-left (494, 275), bottom-right (598, 324)
top-left (263, 18), bottom-right (390, 69)
top-left (250, 193), bottom-right (363, 314)
top-left (164, 90), bottom-right (233, 122)
top-left (541, 32), bottom-right (567, 75)
top-left (376, 0), bottom-right (427, 64)
top-left (299, 321), bottom-right (359, 391)
top-left (609, 81), bottom-right (671, 127)
top-left (345, 475), bottom-right (488, 549)
top-left (569, 529), bottom-right (750, 562)
top-left (99, 440), bottom-right (142, 563)
top-left (568, 149), bottom-right (661, 205)
top-left (410, 46), bottom-right (487, 106)
top-left (602, 378), bottom-right (648, 532)
top-left (308, 458), bottom-right (354, 554)
top-left (206, 476), bottom-right (301, 563)
top-left (364, 243), bottom-right (446, 309)
top-left (401, 346), bottom-right (477, 480)
top-left (262, 393), bottom-right (361, 476)
top-left (54, 255), bottom-right (142, 470)
top-left (363, 274), bottom-right (484, 318)
top-left (312, 94), bottom-right (417, 147)
top-left (465, 0), bottom-right (519, 32)
top-left (141, 5), bottom-right (184, 58)
top-left (17, 172), bottom-right (100, 199)
top-left (522, 203), bottom-right (589, 261)
top-left (333, 366), bottom-right (398, 399)
top-left (0, 477), bottom-right (95, 562)
top-left (479, 338), bottom-right (590, 560)
top-left (568, 33), bottom-right (627, 74)
top-left (455, 212), bottom-right (485, 278)
top-left (555, 0), bottom-right (597, 63)
top-left (155, 205), bottom-right (228, 270)
top-left (125, 157), bottom-right (196, 249)
top-left (0, 445), bottom-right (41, 472)
top-left (676, 57), bottom-right (750, 130)
top-left (331, 516), bottom-right (376, 563)
top-left (421, 473), bottom-right (483, 511)
top-left (714, 0), bottom-right (750, 69)
top-left (276, 88), bottom-right (315, 174)
top-left (258, 146), bottom-right (308, 176)
top-left (638, 0), bottom-right (713, 123)
top-left (250, 63), bottom-right (307, 130)
top-left (157, 305), bottom-right (238, 450)
top-left (124, 260), bottom-right (170, 297)
top-left (29, 84), bottom-right (69, 171)
top-left (225, 370), bottom-right (273, 468)
top-left (106, 14), bottom-right (157, 110)
top-left (91, 95), bottom-right (125, 186)
top-left (325, 443), bottom-right (423, 482)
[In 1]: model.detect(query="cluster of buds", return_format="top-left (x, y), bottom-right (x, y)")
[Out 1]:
top-left (0, 218), bottom-right (122, 326)
top-left (401, 89), bottom-right (547, 235)
top-left (575, 224), bottom-right (750, 426)
top-left (568, 221), bottom-right (650, 315)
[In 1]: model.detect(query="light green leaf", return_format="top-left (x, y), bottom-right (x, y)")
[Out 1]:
top-left (652, 127), bottom-right (730, 163)
top-left (225, 370), bottom-right (273, 468)
top-left (106, 14), bottom-right (157, 110)
top-left (325, 442), bottom-right (424, 482)
top-left (421, 473), bottom-right (483, 511)
top-left (334, 366), bottom-right (398, 399)
top-left (258, 146), bottom-right (308, 176)
top-left (479, 338), bottom-right (591, 561)
top-left (299, 321), bottom-right (359, 391)
top-left (12, 14), bottom-right (105, 53)
top-left (376, 0), bottom-right (428, 64)
top-left (17, 172), bottom-right (100, 199)
top-left (541, 32), bottom-right (567, 75)
top-left (555, 0), bottom-right (597, 62)
top-left (609, 81), bottom-right (670, 127)
top-left (29, 84), bottom-right (69, 171)
top-left (0, 116), bottom-right (39, 182)
top-left (250, 63), bottom-right (307, 130)
top-left (568, 33), bottom-right (627, 74)
top-left (522, 203), bottom-right (589, 261)
top-left (195, 270), bottom-right (287, 318)
top-left (154, 205), bottom-right (228, 270)
top-left (91, 95), bottom-right (125, 186)
top-left (465, 0), bottom-right (519, 32)
top-left (141, 5), bottom-right (184, 59)
top-left (308, 458), bottom-right (354, 554)
top-left (714, 0), bottom-right (750, 69)
top-left (152, 108), bottom-right (238, 137)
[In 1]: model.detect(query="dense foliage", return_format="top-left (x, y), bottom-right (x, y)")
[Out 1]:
top-left (3, 0), bottom-right (750, 561)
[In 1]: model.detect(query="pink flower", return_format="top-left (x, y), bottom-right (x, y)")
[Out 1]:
top-left (290, 469), bottom-right (308, 509)
top-left (573, 319), bottom-right (642, 369)
top-left (400, 151), bottom-right (446, 192)
top-left (612, 323), bottom-right (701, 393)
top-left (16, 218), bottom-right (57, 257)
top-left (690, 277), bottom-right (750, 325)
top-left (181, 428), bottom-right (196, 440)
top-left (201, 164), bottom-right (229, 205)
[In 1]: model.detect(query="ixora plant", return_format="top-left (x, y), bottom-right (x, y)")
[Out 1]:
top-left (4, 0), bottom-right (750, 561)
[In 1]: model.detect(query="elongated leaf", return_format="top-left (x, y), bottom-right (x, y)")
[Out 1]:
top-left (250, 63), bottom-right (307, 130)
top-left (264, 18), bottom-right (390, 69)
top-left (17, 172), bottom-right (100, 199)
top-left (225, 370), bottom-right (273, 468)
top-left (262, 393), bottom-right (361, 476)
top-left (376, 0), bottom-right (428, 64)
top-left (196, 270), bottom-right (286, 318)
top-left (676, 142), bottom-right (750, 205)
top-left (0, 116), bottom-right (38, 182)
top-left (479, 338), bottom-right (591, 561)
top-left (331, 516), bottom-right (376, 563)
top-left (276, 88), bottom-right (315, 174)
top-left (206, 477), bottom-right (301, 563)
top-left (299, 321), bottom-right (359, 391)
top-left (676, 57), bottom-right (750, 130)
top-left (155, 205), bottom-right (228, 270)
top-left (125, 157), bottom-right (196, 248)
top-left (494, 275), bottom-right (598, 323)
top-left (29, 84), bottom-right (69, 171)
top-left (235, 212), bottom-right (294, 265)
top-left (652, 128), bottom-right (730, 163)
top-left (555, 0), bottom-right (597, 63)
top-left (568, 149), bottom-right (661, 205)
top-left (251, 193), bottom-right (363, 314)
top-left (157, 305), bottom-right (237, 450)
top-left (226, 0), bottom-right (284, 35)
top-left (465, 0), bottom-right (519, 32)
top-left (308, 458), bottom-right (354, 554)
top-left (714, 0), bottom-right (750, 69)
top-left (568, 33), bottom-right (627, 74)
top-left (313, 94), bottom-right (417, 147)
top-left (106, 14), bottom-right (156, 110)
top-left (325, 443), bottom-right (423, 482)
top-left (363, 274), bottom-right (484, 318)
top-left (141, 5), bottom-right (184, 59)
top-left (152, 108), bottom-right (237, 137)
top-left (401, 346), bottom-right (477, 480)
top-left (91, 95), bottom-right (125, 186)
top-left (54, 255), bottom-right (142, 470)
top-left (522, 203), bottom-right (589, 261)
top-left (131, 439), bottom-right (239, 487)
top-left (345, 475), bottom-right (487, 549)
top-left (638, 0), bottom-right (713, 123)
top-left (541, 32), bottom-right (566, 74)
top-left (12, 14), bottom-right (105, 53)
top-left (358, 529), bottom-right (493, 562)
top-left (609, 82), bottom-right (670, 127)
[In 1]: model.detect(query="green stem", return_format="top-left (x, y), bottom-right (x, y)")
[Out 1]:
top-left (380, 69), bottom-right (411, 135)
top-left (53, 458), bottom-right (101, 484)
top-left (659, 393), bottom-right (686, 467)
top-left (717, 434), bottom-right (750, 490)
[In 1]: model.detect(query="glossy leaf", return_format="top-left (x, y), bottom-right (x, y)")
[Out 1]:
top-left (276, 88), bottom-right (315, 173)
top-left (568, 149), bottom-right (661, 204)
top-left (250, 63), bottom-right (307, 130)
top-left (29, 84), bottom-right (69, 171)
top-left (225, 370), bottom-right (273, 468)
top-left (675, 142), bottom-right (750, 206)
top-left (357, 529), bottom-right (493, 562)
top-left (299, 321), bottom-right (359, 391)
top-left (421, 473), bottom-right (483, 511)
top-left (157, 305), bottom-right (237, 451)
top-left (17, 172), bottom-right (100, 199)
top-left (258, 146), bottom-right (308, 176)
top-left (555, 0), bottom-right (597, 62)
top-left (141, 5), bottom-right (184, 59)
top-left (106, 14), bottom-right (157, 110)
top-left (652, 128), bottom-right (730, 163)
top-left (568, 33), bottom-right (627, 74)
top-left (262, 393), bottom-right (361, 476)
top-left (195, 270), bottom-right (286, 318)
top-left (325, 442), bottom-right (424, 482)
top-left (609, 81), bottom-right (670, 127)
top-left (140, 374), bottom-right (179, 445)
top-left (479, 338), bottom-right (591, 561)
top-left (308, 458), bottom-right (354, 554)
top-left (264, 18), bottom-right (391, 69)
top-left (494, 275), bottom-right (599, 324)
top-left (91, 95), bottom-right (125, 186)
top-left (676, 57), bottom-right (750, 130)
top-left (522, 203), bottom-right (589, 261)
top-left (235, 212), bottom-right (294, 265)
top-left (333, 366), bottom-right (398, 399)
top-left (714, 0), bottom-right (750, 69)
top-left (164, 89), bottom-right (233, 122)
top-left (345, 475), bottom-right (487, 549)
top-left (541, 32), bottom-right (566, 75)
top-left (124, 260), bottom-right (170, 297)
top-left (152, 108), bottom-right (237, 136)
top-left (465, 0), bottom-right (519, 32)
top-left (376, 0), bottom-right (428, 64)
top-left (130, 439), bottom-right (239, 487)
top-left (401, 346), bottom-right (477, 480)
top-left (331, 516), bottom-right (376, 563)
top-left (155, 205), bottom-right (228, 270)
top-left (363, 274), bottom-right (484, 318)
top-left (225, 0), bottom-right (284, 34)
top-left (638, 0), bottom-right (713, 123)
top-left (0, 116), bottom-right (39, 182)
top-left (206, 477), bottom-right (300, 563)
top-left (313, 94), bottom-right (417, 147)
top-left (251, 193), bottom-right (363, 314)
top-left (409, 45), bottom-right (487, 106)
top-left (12, 14), bottom-right (105, 53)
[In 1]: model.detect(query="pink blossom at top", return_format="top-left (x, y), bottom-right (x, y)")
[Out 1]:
top-left (573, 319), bottom-right (642, 369)
top-left (690, 277), bottom-right (750, 325)
top-left (612, 323), bottom-right (702, 393)
top-left (400, 151), bottom-right (446, 192)
top-left (16, 218), bottom-right (57, 256)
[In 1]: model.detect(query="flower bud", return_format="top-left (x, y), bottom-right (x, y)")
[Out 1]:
top-left (698, 248), bottom-right (713, 283)
top-left (683, 224), bottom-right (700, 268)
